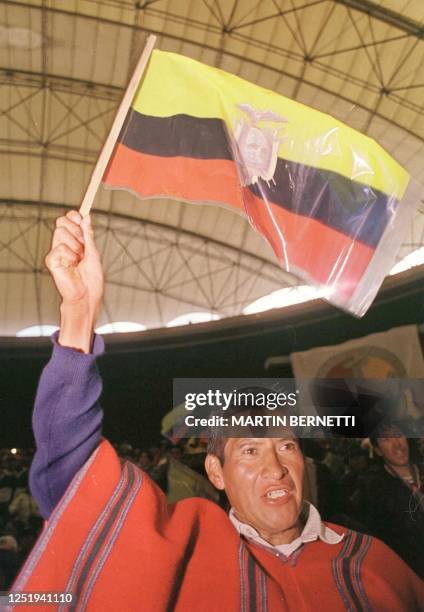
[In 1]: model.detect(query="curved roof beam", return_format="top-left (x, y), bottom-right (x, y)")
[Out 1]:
top-left (1, 64), bottom-right (423, 147)
top-left (2, 3), bottom-right (423, 127)
top-left (0, 199), bottom-right (283, 275)
top-left (334, 0), bottom-right (424, 37)
top-left (7, 0), bottom-right (423, 39)
top-left (0, 68), bottom-right (122, 100)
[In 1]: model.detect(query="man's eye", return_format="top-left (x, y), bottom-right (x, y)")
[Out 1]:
top-left (280, 442), bottom-right (297, 452)
top-left (243, 447), bottom-right (257, 455)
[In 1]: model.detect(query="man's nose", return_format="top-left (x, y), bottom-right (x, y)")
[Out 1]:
top-left (262, 450), bottom-right (287, 479)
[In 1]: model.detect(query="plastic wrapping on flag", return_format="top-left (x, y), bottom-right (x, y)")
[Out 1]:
top-left (103, 49), bottom-right (421, 317)
top-left (231, 127), bottom-right (421, 317)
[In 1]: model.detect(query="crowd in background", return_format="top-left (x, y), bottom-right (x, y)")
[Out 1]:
top-left (0, 449), bottom-right (43, 590)
top-left (1, 435), bottom-right (423, 588)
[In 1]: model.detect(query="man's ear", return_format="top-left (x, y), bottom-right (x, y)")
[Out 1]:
top-left (205, 454), bottom-right (225, 490)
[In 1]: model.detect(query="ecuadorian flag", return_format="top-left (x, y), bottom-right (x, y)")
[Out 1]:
top-left (103, 50), bottom-right (410, 316)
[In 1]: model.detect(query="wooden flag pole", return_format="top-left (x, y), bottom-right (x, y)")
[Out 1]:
top-left (79, 34), bottom-right (157, 217)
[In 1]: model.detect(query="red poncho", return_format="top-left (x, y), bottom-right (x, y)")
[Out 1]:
top-left (12, 441), bottom-right (424, 611)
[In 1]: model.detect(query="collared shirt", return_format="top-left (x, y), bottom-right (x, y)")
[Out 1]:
top-left (229, 502), bottom-right (344, 558)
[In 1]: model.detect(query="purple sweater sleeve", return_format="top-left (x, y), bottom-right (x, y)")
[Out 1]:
top-left (29, 332), bottom-right (105, 519)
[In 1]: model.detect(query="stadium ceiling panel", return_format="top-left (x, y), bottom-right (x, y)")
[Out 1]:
top-left (0, 0), bottom-right (423, 335)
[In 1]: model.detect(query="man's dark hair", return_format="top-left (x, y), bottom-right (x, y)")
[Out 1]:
top-left (369, 422), bottom-right (406, 450)
top-left (206, 434), bottom-right (227, 463)
top-left (206, 386), bottom-right (298, 463)
top-left (207, 386), bottom-right (266, 462)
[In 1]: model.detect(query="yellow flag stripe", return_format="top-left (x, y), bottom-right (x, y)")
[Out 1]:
top-left (131, 50), bottom-right (408, 200)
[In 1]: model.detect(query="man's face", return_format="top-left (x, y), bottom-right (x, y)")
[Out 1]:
top-left (138, 452), bottom-right (152, 469)
top-left (377, 434), bottom-right (409, 468)
top-left (349, 454), bottom-right (367, 474)
top-left (206, 437), bottom-right (304, 546)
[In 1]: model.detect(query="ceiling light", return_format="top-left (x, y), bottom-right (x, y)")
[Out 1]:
top-left (389, 248), bottom-right (424, 275)
top-left (95, 321), bottom-right (146, 334)
top-left (243, 286), bottom-right (327, 314)
top-left (16, 325), bottom-right (59, 337)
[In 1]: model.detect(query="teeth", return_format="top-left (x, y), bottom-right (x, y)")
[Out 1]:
top-left (266, 489), bottom-right (287, 499)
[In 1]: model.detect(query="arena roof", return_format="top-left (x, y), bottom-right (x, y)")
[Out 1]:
top-left (1, 0), bottom-right (423, 336)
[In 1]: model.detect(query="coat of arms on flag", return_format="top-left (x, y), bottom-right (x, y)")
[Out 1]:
top-left (232, 104), bottom-right (288, 186)
top-left (95, 43), bottom-right (417, 317)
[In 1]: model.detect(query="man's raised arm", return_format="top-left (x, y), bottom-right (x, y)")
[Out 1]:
top-left (29, 210), bottom-right (105, 519)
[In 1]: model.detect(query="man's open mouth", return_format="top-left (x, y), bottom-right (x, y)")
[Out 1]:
top-left (265, 489), bottom-right (289, 500)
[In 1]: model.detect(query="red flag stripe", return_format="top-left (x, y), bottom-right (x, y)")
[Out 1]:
top-left (103, 142), bottom-right (244, 213)
top-left (103, 144), bottom-right (374, 299)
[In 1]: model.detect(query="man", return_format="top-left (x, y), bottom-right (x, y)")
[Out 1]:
top-left (366, 425), bottom-right (424, 578)
top-left (12, 211), bottom-right (423, 610)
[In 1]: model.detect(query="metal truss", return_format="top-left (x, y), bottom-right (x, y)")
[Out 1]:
top-left (0, 0), bottom-right (423, 181)
top-left (1, 0), bottom-right (423, 335)
top-left (0, 68), bottom-right (122, 99)
top-left (334, 0), bottom-right (424, 36)
top-left (0, 78), bottom-right (117, 164)
top-left (1, 198), bottom-right (422, 336)
top-left (0, 201), bottom-right (290, 335)
top-left (2, 0), bottom-right (423, 141)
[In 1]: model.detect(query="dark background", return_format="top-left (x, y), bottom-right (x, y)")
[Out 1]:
top-left (1, 272), bottom-right (423, 449)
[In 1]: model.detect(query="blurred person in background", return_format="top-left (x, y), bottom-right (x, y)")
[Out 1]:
top-left (9, 483), bottom-right (40, 534)
top-left (339, 445), bottom-right (370, 528)
top-left (0, 534), bottom-right (19, 590)
top-left (366, 424), bottom-right (424, 578)
top-left (302, 439), bottom-right (343, 522)
top-left (0, 455), bottom-right (18, 529)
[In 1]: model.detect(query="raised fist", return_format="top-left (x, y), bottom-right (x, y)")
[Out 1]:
top-left (45, 210), bottom-right (104, 318)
